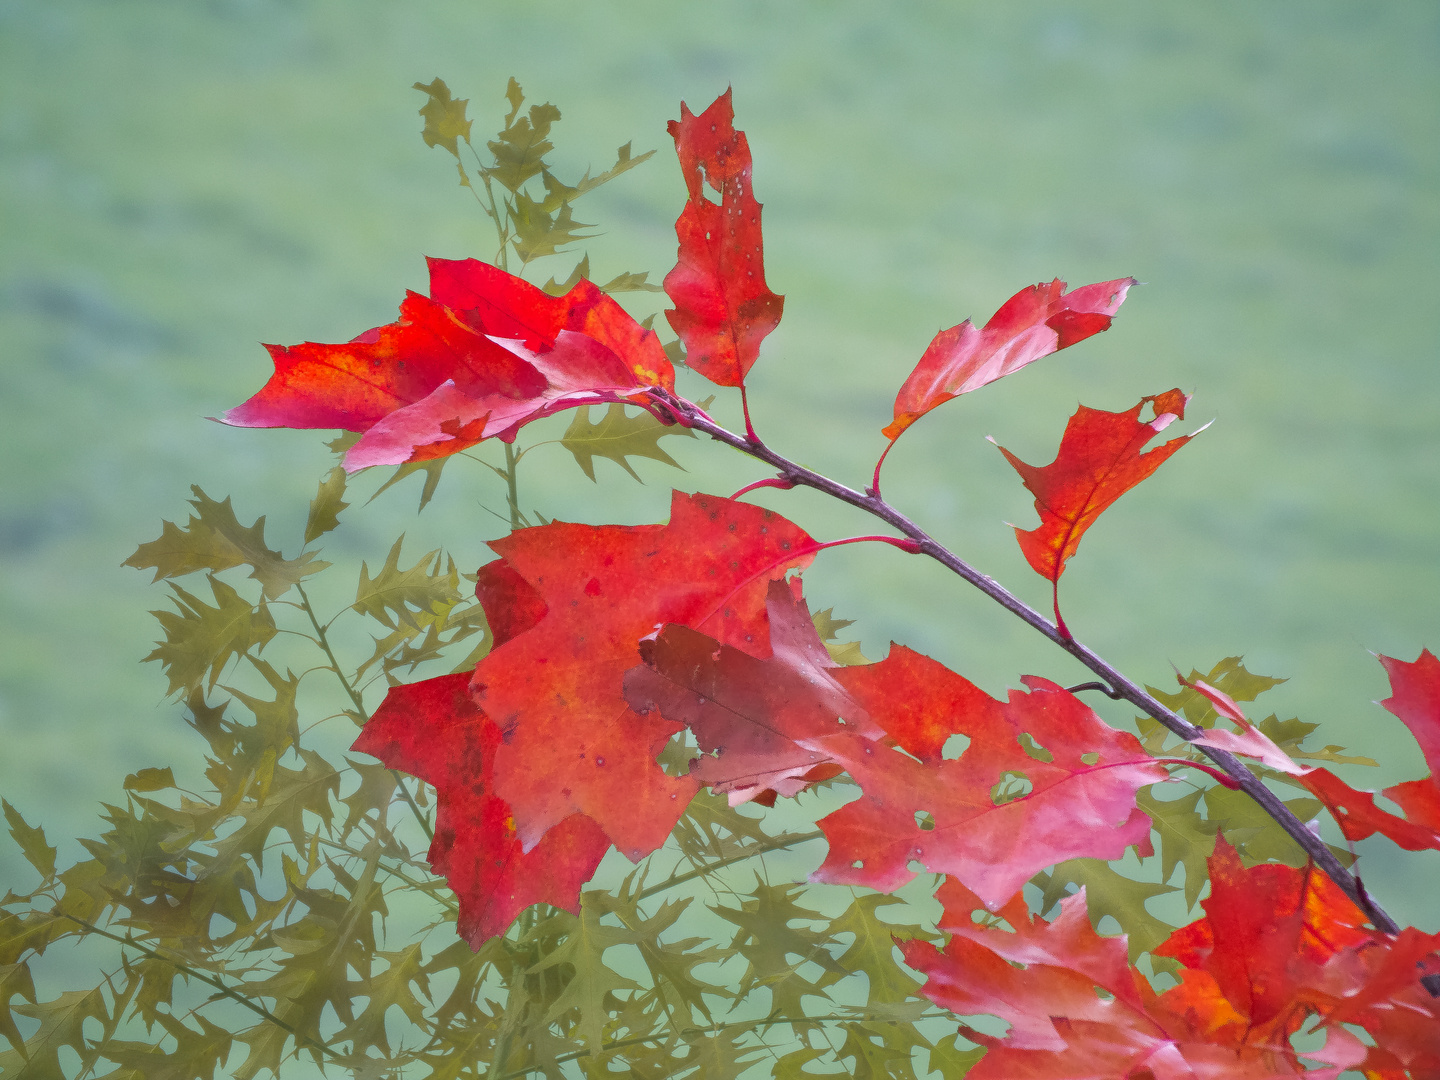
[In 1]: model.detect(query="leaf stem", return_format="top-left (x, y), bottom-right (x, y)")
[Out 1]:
top-left (503, 441), bottom-right (523, 531)
top-left (294, 582), bottom-right (434, 844)
top-left (650, 387), bottom-right (1404, 936)
top-left (637, 829), bottom-right (824, 901)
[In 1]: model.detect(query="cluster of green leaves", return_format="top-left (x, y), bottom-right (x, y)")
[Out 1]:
top-left (0, 78), bottom-right (1389, 1080)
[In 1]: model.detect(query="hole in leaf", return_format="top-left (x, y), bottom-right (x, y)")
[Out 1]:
top-left (1018, 732), bottom-right (1054, 763)
top-left (914, 810), bottom-right (936, 831)
top-left (991, 770), bottom-right (1033, 806)
top-left (1080, 752), bottom-right (1101, 766)
top-left (851, 859), bottom-right (864, 869)
top-left (942, 734), bottom-right (970, 761)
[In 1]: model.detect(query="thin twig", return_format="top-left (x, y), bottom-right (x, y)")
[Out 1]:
top-left (55, 912), bottom-right (347, 1065)
top-left (649, 386), bottom-right (1404, 937)
top-left (295, 582), bottom-right (434, 844)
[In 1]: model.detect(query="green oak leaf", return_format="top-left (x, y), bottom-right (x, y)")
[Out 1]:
top-left (414, 77), bottom-right (472, 156)
top-left (124, 486), bottom-right (324, 600)
top-left (2, 800), bottom-right (56, 882)
top-left (304, 466), bottom-right (349, 544)
top-left (143, 576), bottom-right (276, 695)
top-left (352, 538), bottom-right (460, 631)
top-left (561, 404), bottom-right (695, 482)
top-left (1137, 787), bottom-right (1215, 912)
top-left (827, 894), bottom-right (930, 1005)
top-left (530, 892), bottom-right (642, 1049)
top-left (1032, 858), bottom-right (1178, 961)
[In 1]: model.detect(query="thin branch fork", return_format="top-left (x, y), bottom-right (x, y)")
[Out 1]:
top-left (647, 387), bottom-right (1405, 940)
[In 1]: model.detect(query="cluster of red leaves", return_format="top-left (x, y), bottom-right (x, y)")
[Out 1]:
top-left (225, 87), bottom-right (1440, 1066)
top-left (222, 257), bottom-right (674, 471)
top-left (902, 838), bottom-right (1440, 1077)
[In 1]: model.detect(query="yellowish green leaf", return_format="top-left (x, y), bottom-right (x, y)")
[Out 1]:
top-left (1032, 858), bottom-right (1178, 961)
top-left (369, 456), bottom-right (450, 511)
top-left (124, 486), bottom-right (324, 600)
top-left (304, 466), bottom-right (349, 544)
top-left (1137, 787), bottom-right (1214, 911)
top-left (2, 801), bottom-right (55, 883)
top-left (121, 767), bottom-right (176, 793)
top-left (414, 77), bottom-right (472, 156)
top-left (353, 539), bottom-right (460, 631)
top-left (143, 577), bottom-right (276, 695)
top-left (561, 404), bottom-right (693, 482)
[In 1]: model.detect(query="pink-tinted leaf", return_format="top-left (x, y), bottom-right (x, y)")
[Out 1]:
top-left (882, 277), bottom-right (1134, 442)
top-left (625, 582), bottom-right (1166, 906)
top-left (222, 258), bottom-right (673, 469)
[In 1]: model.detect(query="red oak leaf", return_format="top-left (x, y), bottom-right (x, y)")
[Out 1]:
top-left (221, 258), bottom-right (673, 470)
top-left (352, 672), bottom-right (609, 948)
top-left (624, 581), bottom-right (1166, 906)
top-left (996, 389), bottom-right (1204, 634)
top-left (1299, 649), bottom-right (1440, 852)
top-left (472, 492), bottom-right (821, 861)
top-left (881, 277), bottom-right (1134, 442)
top-left (663, 90), bottom-right (783, 387)
top-left (901, 841), bottom-right (1438, 1078)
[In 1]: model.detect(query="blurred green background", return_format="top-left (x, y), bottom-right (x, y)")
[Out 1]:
top-left (2, 0), bottom-right (1437, 928)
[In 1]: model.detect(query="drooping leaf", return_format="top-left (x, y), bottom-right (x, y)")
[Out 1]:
top-left (882, 276), bottom-right (1134, 442)
top-left (221, 258), bottom-right (674, 472)
top-left (353, 673), bottom-right (609, 948)
top-left (995, 390), bottom-right (1204, 632)
top-left (560, 403), bottom-right (694, 482)
top-left (304, 466), bottom-right (349, 544)
top-left (626, 581), bottom-right (1168, 907)
top-left (124, 486), bottom-right (323, 600)
top-left (663, 89), bottom-right (784, 387)
top-left (2, 801), bottom-right (56, 882)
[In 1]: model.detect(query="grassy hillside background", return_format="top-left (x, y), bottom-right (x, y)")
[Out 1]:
top-left (2, 0), bottom-right (1437, 932)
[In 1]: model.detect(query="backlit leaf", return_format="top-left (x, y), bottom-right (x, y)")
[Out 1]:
top-left (995, 390), bottom-right (1204, 632)
top-left (883, 276), bottom-right (1134, 442)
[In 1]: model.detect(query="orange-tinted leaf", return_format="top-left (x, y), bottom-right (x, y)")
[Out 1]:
top-left (472, 492), bottom-right (820, 861)
top-left (352, 673), bottom-right (609, 947)
top-left (222, 258), bottom-right (673, 470)
top-left (996, 390), bottom-right (1203, 630)
top-left (663, 90), bottom-right (783, 387)
top-left (882, 277), bottom-right (1134, 442)
top-left (625, 581), bottom-right (1166, 906)
top-left (902, 840), bottom-right (1439, 1077)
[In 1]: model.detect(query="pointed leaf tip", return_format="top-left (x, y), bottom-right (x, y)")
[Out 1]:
top-left (883, 276), bottom-right (1136, 442)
